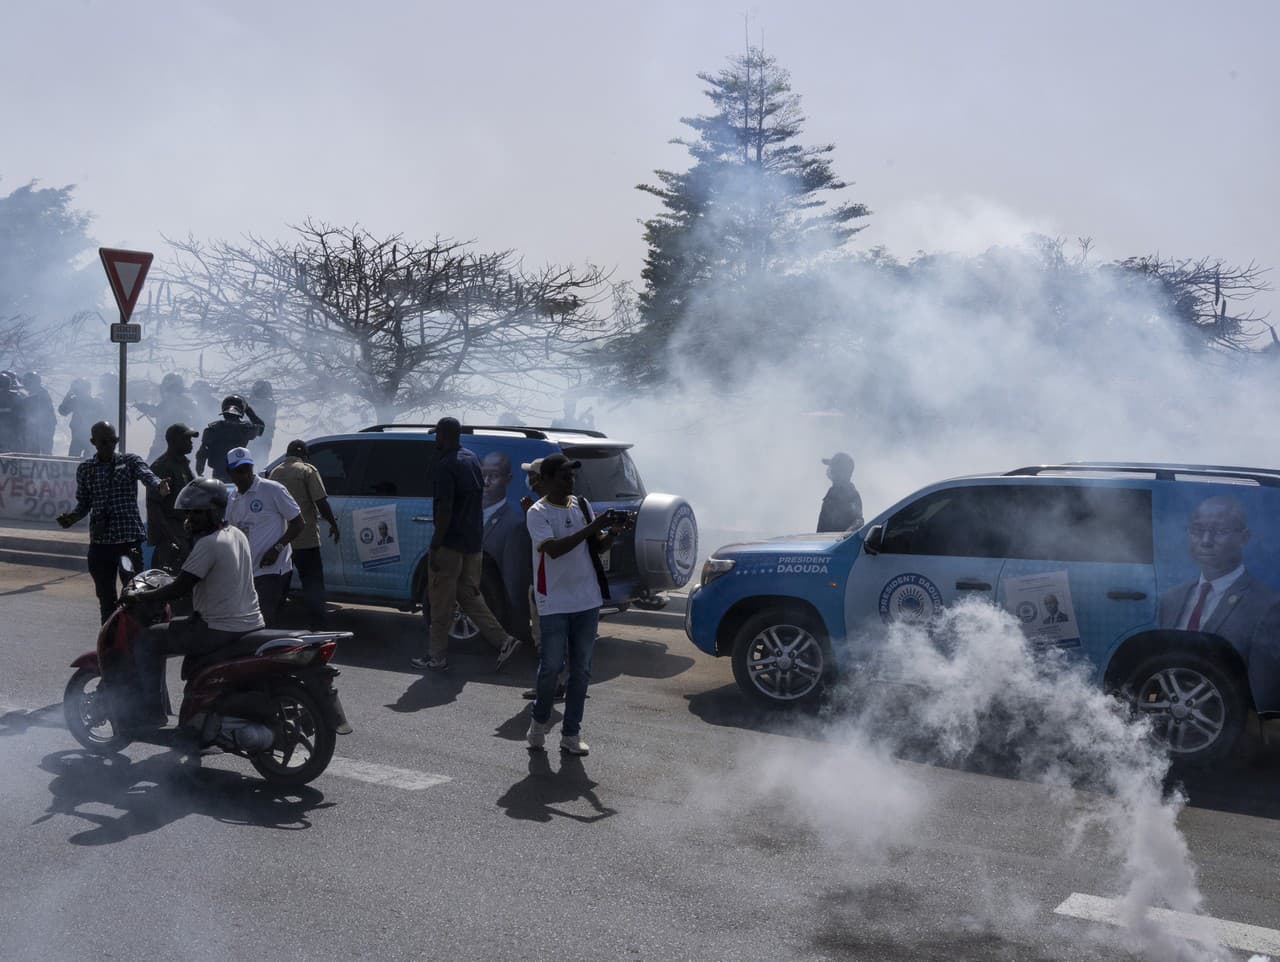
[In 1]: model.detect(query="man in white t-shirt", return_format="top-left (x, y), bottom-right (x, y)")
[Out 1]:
top-left (126, 478), bottom-right (265, 729)
top-left (524, 453), bottom-right (628, 756)
top-left (225, 446), bottom-right (304, 627)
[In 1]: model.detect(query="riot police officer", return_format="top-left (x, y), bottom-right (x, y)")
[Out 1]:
top-left (195, 395), bottom-right (265, 483)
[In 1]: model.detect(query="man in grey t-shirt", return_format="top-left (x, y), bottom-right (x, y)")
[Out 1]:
top-left (126, 479), bottom-right (265, 728)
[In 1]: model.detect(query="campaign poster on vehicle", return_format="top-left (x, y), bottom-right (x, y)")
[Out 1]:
top-left (1003, 570), bottom-right (1081, 647)
top-left (353, 504), bottom-right (400, 569)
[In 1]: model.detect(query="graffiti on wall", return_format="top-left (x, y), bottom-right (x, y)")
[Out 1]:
top-left (0, 456), bottom-right (79, 522)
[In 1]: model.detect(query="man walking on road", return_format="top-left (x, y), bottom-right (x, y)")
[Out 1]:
top-left (269, 439), bottom-right (340, 629)
top-left (225, 446), bottom-right (303, 627)
top-left (410, 417), bottom-right (520, 672)
top-left (147, 423), bottom-right (199, 573)
top-left (57, 421), bottom-right (171, 623)
top-left (525, 453), bottom-right (627, 756)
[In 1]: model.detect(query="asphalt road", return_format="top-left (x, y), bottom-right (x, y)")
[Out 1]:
top-left (1, 561), bottom-right (1278, 962)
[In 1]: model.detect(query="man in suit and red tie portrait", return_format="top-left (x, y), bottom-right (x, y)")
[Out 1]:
top-left (1158, 496), bottom-right (1280, 652)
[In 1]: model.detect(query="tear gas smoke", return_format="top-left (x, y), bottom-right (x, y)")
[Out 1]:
top-left (694, 600), bottom-right (1246, 960)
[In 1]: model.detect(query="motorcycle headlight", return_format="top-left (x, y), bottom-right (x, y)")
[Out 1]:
top-left (700, 557), bottom-right (736, 587)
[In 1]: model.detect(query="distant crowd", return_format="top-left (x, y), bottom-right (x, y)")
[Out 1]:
top-left (0, 371), bottom-right (277, 465)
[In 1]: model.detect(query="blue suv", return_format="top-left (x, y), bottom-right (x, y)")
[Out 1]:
top-left (277, 424), bottom-right (698, 642)
top-left (686, 462), bottom-right (1280, 765)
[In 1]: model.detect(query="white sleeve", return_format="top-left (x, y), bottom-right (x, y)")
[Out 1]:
top-left (527, 505), bottom-right (555, 552)
top-left (182, 535), bottom-right (214, 580)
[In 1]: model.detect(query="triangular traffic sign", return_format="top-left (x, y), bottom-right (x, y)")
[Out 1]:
top-left (99, 247), bottom-right (154, 322)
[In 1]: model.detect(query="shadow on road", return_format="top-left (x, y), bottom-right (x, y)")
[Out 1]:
top-left (495, 751), bottom-right (617, 824)
top-left (0, 704), bottom-right (64, 737)
top-left (0, 572), bottom-right (77, 597)
top-left (34, 749), bottom-right (334, 845)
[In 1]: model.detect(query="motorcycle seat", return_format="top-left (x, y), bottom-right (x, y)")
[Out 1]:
top-left (180, 629), bottom-right (311, 680)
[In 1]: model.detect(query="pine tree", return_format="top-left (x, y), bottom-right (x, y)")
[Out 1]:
top-left (625, 47), bottom-right (869, 385)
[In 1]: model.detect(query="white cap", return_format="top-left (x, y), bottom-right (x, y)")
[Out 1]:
top-left (226, 446), bottom-right (254, 469)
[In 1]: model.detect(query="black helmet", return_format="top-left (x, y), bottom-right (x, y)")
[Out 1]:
top-left (0, 371), bottom-right (16, 391)
top-left (174, 478), bottom-right (229, 523)
top-left (252, 379), bottom-right (272, 397)
top-left (161, 373), bottom-right (184, 392)
top-left (221, 394), bottom-right (246, 412)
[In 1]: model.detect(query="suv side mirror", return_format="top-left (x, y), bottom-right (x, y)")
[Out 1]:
top-left (863, 524), bottom-right (883, 555)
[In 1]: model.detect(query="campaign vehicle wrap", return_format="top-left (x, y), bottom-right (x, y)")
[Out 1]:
top-left (687, 464), bottom-right (1280, 762)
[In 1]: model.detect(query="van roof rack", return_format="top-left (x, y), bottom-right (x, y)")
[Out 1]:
top-left (1004, 462), bottom-right (1280, 488)
top-left (359, 423), bottom-right (608, 440)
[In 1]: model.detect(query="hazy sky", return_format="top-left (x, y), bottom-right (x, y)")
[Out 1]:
top-left (4, 0), bottom-right (1277, 318)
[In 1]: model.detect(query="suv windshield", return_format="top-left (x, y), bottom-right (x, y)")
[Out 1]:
top-left (566, 446), bottom-right (646, 502)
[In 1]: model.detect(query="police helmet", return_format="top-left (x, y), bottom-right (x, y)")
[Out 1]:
top-left (161, 373), bottom-right (184, 392)
top-left (174, 478), bottom-right (229, 523)
top-left (252, 379), bottom-right (272, 397)
top-left (221, 394), bottom-right (247, 414)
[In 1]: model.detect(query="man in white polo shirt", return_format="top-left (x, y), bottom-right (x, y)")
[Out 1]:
top-left (524, 453), bottom-right (629, 756)
top-left (225, 446), bottom-right (304, 626)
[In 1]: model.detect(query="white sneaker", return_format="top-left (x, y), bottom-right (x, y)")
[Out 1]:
top-left (560, 734), bottom-right (589, 756)
top-left (527, 717), bottom-right (553, 750)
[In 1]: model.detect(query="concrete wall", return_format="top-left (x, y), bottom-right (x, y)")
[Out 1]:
top-left (0, 455), bottom-right (80, 523)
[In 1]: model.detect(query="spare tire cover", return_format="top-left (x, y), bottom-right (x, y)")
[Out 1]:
top-left (633, 493), bottom-right (698, 590)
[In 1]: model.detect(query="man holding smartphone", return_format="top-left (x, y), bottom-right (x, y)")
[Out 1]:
top-left (524, 453), bottom-right (628, 756)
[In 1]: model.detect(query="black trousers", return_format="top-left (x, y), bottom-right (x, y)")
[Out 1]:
top-left (87, 542), bottom-right (143, 624)
top-left (134, 615), bottom-right (242, 717)
top-left (254, 573), bottom-right (288, 628)
top-left (288, 547), bottom-right (327, 630)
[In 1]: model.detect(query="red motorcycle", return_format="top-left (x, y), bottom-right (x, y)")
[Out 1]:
top-left (63, 562), bottom-right (353, 786)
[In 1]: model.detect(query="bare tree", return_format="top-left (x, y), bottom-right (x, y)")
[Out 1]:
top-left (148, 223), bottom-right (623, 422)
top-left (1114, 255), bottom-right (1271, 350)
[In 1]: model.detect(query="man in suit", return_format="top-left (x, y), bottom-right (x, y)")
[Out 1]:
top-left (1042, 594), bottom-right (1069, 624)
top-left (1159, 495), bottom-right (1280, 650)
top-left (481, 449), bottom-right (532, 636)
top-left (376, 521), bottom-right (395, 546)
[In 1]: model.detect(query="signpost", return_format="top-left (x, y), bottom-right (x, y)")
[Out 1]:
top-left (98, 248), bottom-right (153, 452)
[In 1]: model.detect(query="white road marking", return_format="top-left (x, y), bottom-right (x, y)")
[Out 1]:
top-left (1054, 892), bottom-right (1280, 956)
top-left (324, 756), bottom-right (451, 791)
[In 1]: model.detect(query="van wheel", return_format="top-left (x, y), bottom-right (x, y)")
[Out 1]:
top-left (1123, 652), bottom-right (1247, 766)
top-left (731, 610), bottom-right (831, 708)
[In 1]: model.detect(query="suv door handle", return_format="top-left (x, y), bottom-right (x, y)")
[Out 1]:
top-left (412, 516), bottom-right (433, 523)
top-left (955, 580), bottom-right (992, 591)
top-left (1107, 590), bottom-right (1148, 601)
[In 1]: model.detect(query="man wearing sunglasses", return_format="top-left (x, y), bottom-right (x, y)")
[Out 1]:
top-left (58, 421), bottom-right (171, 622)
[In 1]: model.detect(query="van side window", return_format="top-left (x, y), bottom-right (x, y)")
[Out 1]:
top-left (880, 486), bottom-right (1013, 558)
top-left (361, 440), bottom-right (437, 498)
top-left (307, 442), bottom-right (365, 497)
top-left (1008, 486), bottom-right (1153, 564)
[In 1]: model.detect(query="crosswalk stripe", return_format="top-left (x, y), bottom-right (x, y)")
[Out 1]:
top-left (324, 756), bottom-right (451, 791)
top-left (1054, 892), bottom-right (1280, 956)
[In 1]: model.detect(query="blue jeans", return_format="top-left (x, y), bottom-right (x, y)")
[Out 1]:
top-left (532, 607), bottom-right (599, 736)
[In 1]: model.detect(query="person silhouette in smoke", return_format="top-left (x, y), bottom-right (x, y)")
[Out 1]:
top-left (817, 452), bottom-right (864, 533)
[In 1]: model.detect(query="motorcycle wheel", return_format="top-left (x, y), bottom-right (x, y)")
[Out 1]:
top-left (250, 685), bottom-right (336, 786)
top-left (63, 668), bottom-right (132, 754)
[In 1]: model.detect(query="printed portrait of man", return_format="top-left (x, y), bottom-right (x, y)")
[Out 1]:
top-left (376, 521), bottom-right (395, 546)
top-left (480, 450), bottom-right (532, 630)
top-left (1158, 495), bottom-right (1280, 648)
top-left (1042, 594), bottom-right (1069, 624)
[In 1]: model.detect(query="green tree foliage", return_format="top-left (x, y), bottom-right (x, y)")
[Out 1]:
top-left (624, 47), bottom-right (870, 385)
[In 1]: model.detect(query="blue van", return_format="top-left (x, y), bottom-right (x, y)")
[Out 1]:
top-left (275, 424), bottom-right (698, 641)
top-left (685, 462), bottom-right (1280, 765)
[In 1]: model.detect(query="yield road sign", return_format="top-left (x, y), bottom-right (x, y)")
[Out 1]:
top-left (99, 248), bottom-right (154, 322)
top-left (110, 323), bottom-right (142, 344)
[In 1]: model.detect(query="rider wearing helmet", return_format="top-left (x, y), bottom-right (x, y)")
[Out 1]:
top-left (194, 394), bottom-right (265, 482)
top-left (125, 478), bottom-right (266, 727)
